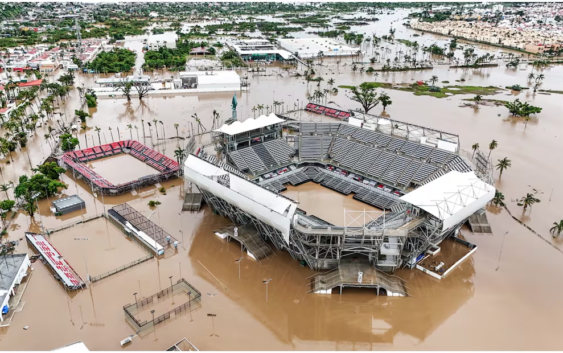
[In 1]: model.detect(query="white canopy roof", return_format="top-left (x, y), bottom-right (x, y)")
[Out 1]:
top-left (214, 114), bottom-right (284, 136)
top-left (183, 155), bottom-right (297, 243)
top-left (400, 171), bottom-right (495, 230)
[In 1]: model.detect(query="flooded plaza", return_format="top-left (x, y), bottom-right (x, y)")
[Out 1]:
top-left (1, 8), bottom-right (563, 352)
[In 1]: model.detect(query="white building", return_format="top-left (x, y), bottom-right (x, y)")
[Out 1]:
top-left (177, 71), bottom-right (241, 92)
top-left (144, 33), bottom-right (178, 50)
top-left (0, 254), bottom-right (31, 324)
top-left (229, 39), bottom-right (293, 62)
top-left (278, 38), bottom-right (358, 58)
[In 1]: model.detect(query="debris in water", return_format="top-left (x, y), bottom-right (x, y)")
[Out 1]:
top-left (23, 326), bottom-right (29, 330)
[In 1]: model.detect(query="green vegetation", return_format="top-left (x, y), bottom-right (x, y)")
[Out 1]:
top-left (32, 162), bottom-right (66, 180)
top-left (516, 192), bottom-right (540, 211)
top-left (220, 50), bottom-right (245, 68)
top-left (496, 157), bottom-right (512, 177)
top-left (85, 48), bottom-right (136, 73)
top-left (85, 89), bottom-right (98, 108)
top-left (340, 82), bottom-right (503, 99)
top-left (348, 82), bottom-right (381, 113)
top-left (492, 191), bottom-right (505, 207)
top-left (143, 39), bottom-right (216, 71)
top-left (551, 220), bottom-right (563, 237)
top-left (75, 110), bottom-right (90, 123)
top-left (14, 173), bottom-right (67, 217)
top-left (148, 200), bottom-right (161, 207)
top-left (60, 133), bottom-right (79, 152)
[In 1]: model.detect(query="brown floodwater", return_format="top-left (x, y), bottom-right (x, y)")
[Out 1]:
top-left (49, 217), bottom-right (150, 279)
top-left (1, 29), bottom-right (563, 350)
top-left (282, 182), bottom-right (382, 226)
top-left (88, 154), bottom-right (159, 185)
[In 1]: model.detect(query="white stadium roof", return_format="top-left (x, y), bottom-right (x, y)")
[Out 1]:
top-left (214, 114), bottom-right (284, 136)
top-left (184, 155), bottom-right (297, 243)
top-left (400, 171), bottom-right (495, 230)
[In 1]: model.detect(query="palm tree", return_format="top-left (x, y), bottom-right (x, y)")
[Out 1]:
top-left (527, 72), bottom-right (535, 82)
top-left (0, 181), bottom-right (13, 200)
top-left (159, 120), bottom-right (165, 139)
top-left (488, 139), bottom-right (498, 158)
top-left (535, 73), bottom-right (545, 83)
top-left (174, 147), bottom-right (185, 165)
top-left (127, 124), bottom-right (133, 140)
top-left (517, 193), bottom-right (541, 210)
top-left (152, 119), bottom-right (159, 140)
top-left (174, 123), bottom-right (180, 139)
top-left (94, 126), bottom-right (102, 145)
top-left (496, 157), bottom-right (511, 177)
top-left (108, 127), bottom-right (114, 142)
top-left (471, 143), bottom-right (479, 157)
top-left (473, 95), bottom-right (482, 104)
top-left (327, 78), bottom-right (335, 87)
top-left (492, 191), bottom-right (505, 206)
top-left (550, 220), bottom-right (563, 237)
top-left (134, 125), bottom-right (140, 140)
top-left (141, 119), bottom-right (146, 139)
top-left (252, 106), bottom-right (257, 117)
top-left (430, 75), bottom-right (438, 86)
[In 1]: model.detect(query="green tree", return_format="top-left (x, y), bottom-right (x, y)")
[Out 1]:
top-left (379, 92), bottom-right (392, 111)
top-left (349, 82), bottom-right (380, 113)
top-left (60, 133), bottom-right (79, 151)
top-left (550, 220), bottom-right (563, 237)
top-left (430, 75), bottom-right (438, 86)
top-left (492, 191), bottom-right (505, 207)
top-left (488, 140), bottom-right (498, 158)
top-left (516, 193), bottom-right (540, 210)
top-left (32, 162), bottom-right (66, 180)
top-left (496, 157), bottom-right (511, 177)
top-left (471, 143), bottom-right (479, 157)
top-left (174, 147), bottom-right (185, 165)
top-left (14, 174), bottom-right (67, 217)
top-left (75, 109), bottom-right (89, 123)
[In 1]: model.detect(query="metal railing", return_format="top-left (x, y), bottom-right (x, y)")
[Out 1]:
top-left (90, 254), bottom-right (153, 283)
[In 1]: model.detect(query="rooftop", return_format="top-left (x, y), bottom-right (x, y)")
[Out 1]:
top-left (399, 171), bottom-right (495, 230)
top-left (52, 195), bottom-right (85, 210)
top-left (0, 254), bottom-right (29, 307)
top-left (214, 113), bottom-right (284, 136)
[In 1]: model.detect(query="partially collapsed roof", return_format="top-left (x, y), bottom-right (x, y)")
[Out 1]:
top-left (214, 114), bottom-right (284, 136)
top-left (400, 171), bottom-right (495, 230)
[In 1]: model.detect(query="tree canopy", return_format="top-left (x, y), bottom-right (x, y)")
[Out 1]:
top-left (349, 82), bottom-right (380, 113)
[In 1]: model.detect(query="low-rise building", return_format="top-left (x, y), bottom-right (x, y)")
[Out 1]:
top-left (0, 254), bottom-right (31, 325)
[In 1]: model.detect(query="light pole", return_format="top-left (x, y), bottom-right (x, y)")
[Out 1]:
top-left (496, 231), bottom-right (509, 271)
top-left (262, 278), bottom-right (272, 302)
top-left (207, 313), bottom-right (218, 337)
top-left (75, 237), bottom-right (90, 283)
top-left (133, 292), bottom-right (138, 319)
top-left (235, 257), bottom-right (243, 280)
top-left (151, 309), bottom-right (156, 336)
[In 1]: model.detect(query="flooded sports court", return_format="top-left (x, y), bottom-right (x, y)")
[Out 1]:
top-left (87, 153), bottom-right (160, 185)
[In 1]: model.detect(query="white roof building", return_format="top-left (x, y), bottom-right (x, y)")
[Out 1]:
top-left (278, 38), bottom-right (358, 58)
top-left (214, 114), bottom-right (284, 136)
top-left (179, 71), bottom-right (241, 92)
top-left (145, 33), bottom-right (178, 50)
top-left (400, 171), bottom-right (495, 230)
top-left (229, 39), bottom-right (293, 61)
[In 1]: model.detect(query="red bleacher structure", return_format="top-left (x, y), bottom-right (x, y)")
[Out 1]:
top-left (305, 103), bottom-right (351, 120)
top-left (60, 140), bottom-right (181, 195)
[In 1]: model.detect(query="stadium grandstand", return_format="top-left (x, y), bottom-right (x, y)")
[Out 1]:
top-left (60, 140), bottom-right (180, 195)
top-left (184, 110), bottom-right (495, 277)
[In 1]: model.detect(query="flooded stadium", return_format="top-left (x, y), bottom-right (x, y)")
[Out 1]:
top-left (1, 11), bottom-right (563, 352)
